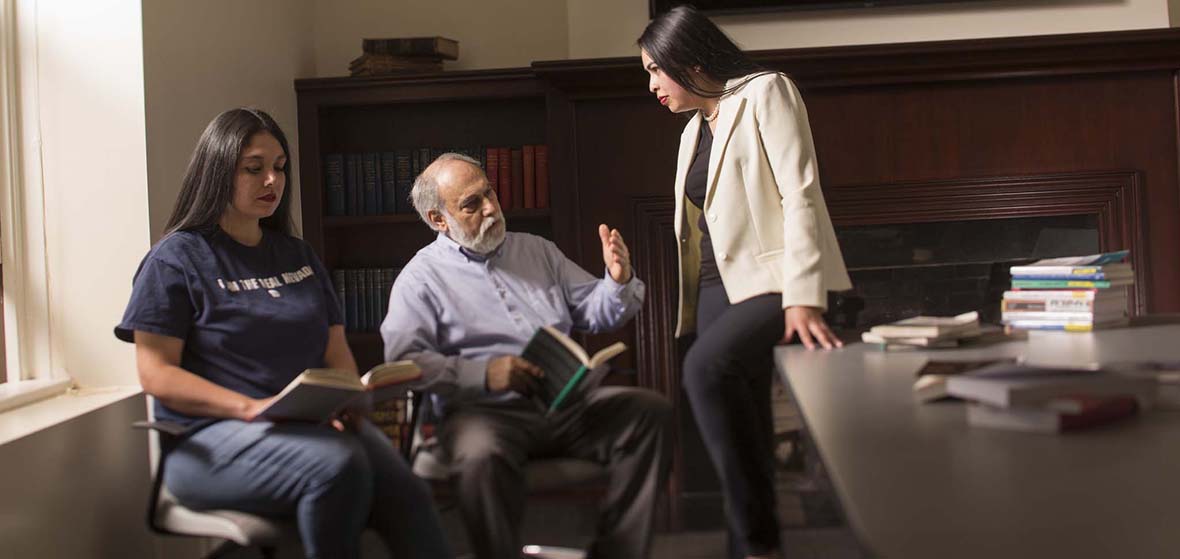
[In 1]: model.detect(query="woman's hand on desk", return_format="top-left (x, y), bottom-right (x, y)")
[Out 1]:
top-left (783, 306), bottom-right (843, 350)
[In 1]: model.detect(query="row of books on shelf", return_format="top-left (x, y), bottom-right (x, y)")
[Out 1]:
top-left (369, 397), bottom-right (412, 449)
top-left (1003, 250), bottom-right (1133, 332)
top-left (912, 357), bottom-right (1167, 434)
top-left (323, 144), bottom-right (550, 217)
top-left (331, 268), bottom-right (401, 333)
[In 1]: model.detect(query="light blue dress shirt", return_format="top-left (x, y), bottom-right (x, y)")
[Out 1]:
top-left (381, 231), bottom-right (646, 413)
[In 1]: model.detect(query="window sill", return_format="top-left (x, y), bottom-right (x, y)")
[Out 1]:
top-left (0, 378), bottom-right (73, 413)
top-left (0, 382), bottom-right (141, 446)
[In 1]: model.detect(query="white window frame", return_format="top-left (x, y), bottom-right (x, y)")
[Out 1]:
top-left (0, 0), bottom-right (70, 409)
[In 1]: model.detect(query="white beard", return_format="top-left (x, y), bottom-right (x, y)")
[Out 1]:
top-left (445, 211), bottom-right (506, 254)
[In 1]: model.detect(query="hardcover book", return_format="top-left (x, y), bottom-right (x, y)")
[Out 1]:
top-left (1008, 250), bottom-right (1130, 277)
top-left (912, 358), bottom-right (1016, 402)
top-left (944, 362), bottom-right (1157, 408)
top-left (362, 36), bottom-right (459, 60)
top-left (256, 361), bottom-right (422, 423)
top-left (868, 311), bottom-right (980, 339)
top-left (520, 326), bottom-right (626, 414)
top-left (966, 395), bottom-right (1139, 433)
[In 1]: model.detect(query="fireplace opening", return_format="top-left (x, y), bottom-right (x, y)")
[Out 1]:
top-left (828, 214), bottom-right (1101, 328)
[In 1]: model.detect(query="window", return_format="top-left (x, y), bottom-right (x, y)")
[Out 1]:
top-left (0, 0), bottom-right (59, 398)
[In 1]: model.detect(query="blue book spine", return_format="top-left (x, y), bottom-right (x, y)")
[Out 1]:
top-left (367, 269), bottom-right (381, 332)
top-left (356, 269), bottom-right (370, 332)
top-left (344, 154), bottom-right (360, 216)
top-left (344, 269), bottom-right (359, 332)
top-left (380, 152), bottom-right (398, 214)
top-left (395, 149), bottom-right (414, 215)
top-left (323, 154), bottom-right (345, 216)
top-left (362, 153), bottom-right (379, 216)
top-left (331, 270), bottom-right (346, 327)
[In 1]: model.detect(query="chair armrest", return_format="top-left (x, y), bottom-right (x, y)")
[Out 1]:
top-left (132, 420), bottom-right (190, 439)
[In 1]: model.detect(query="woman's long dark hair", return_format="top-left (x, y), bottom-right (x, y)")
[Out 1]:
top-left (638, 5), bottom-right (769, 98)
top-left (163, 107), bottom-right (295, 237)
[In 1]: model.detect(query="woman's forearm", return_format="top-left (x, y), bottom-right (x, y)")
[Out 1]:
top-left (142, 363), bottom-right (265, 420)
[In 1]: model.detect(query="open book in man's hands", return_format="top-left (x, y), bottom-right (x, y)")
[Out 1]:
top-left (256, 361), bottom-right (422, 423)
top-left (521, 325), bottom-right (627, 414)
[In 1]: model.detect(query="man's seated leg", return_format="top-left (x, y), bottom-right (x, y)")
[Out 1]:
top-left (551, 386), bottom-right (673, 558)
top-left (438, 399), bottom-right (544, 559)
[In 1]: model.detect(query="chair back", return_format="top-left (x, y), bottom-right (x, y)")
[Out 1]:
top-left (134, 396), bottom-right (297, 549)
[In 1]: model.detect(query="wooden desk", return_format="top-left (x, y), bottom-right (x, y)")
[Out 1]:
top-left (775, 322), bottom-right (1180, 558)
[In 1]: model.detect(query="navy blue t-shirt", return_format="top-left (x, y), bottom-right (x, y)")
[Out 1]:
top-left (115, 228), bottom-right (344, 427)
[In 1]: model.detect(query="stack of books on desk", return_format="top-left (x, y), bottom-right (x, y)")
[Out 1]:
top-left (861, 311), bottom-right (985, 350)
top-left (1002, 250), bottom-right (1132, 332)
top-left (944, 361), bottom-right (1155, 433)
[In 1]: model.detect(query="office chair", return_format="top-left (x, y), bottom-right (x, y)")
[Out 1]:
top-left (133, 398), bottom-right (300, 559)
top-left (407, 392), bottom-right (608, 559)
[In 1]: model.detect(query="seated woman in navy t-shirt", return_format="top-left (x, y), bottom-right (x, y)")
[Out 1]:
top-left (115, 108), bottom-right (451, 559)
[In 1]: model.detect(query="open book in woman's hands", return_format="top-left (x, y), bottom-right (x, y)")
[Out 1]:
top-left (521, 325), bottom-right (627, 414)
top-left (255, 361), bottom-right (421, 423)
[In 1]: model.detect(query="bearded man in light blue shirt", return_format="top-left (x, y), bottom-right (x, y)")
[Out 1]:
top-left (381, 153), bottom-right (672, 559)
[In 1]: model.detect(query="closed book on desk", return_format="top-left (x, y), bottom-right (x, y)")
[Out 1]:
top-left (945, 363), bottom-right (1156, 408)
top-left (520, 326), bottom-right (625, 414)
top-left (257, 361), bottom-right (421, 423)
top-left (967, 395), bottom-right (1139, 433)
top-left (869, 311), bottom-right (979, 339)
top-left (912, 358), bottom-right (1017, 402)
top-left (1008, 250), bottom-right (1130, 278)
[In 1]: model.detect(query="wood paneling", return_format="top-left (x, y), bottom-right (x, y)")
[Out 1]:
top-left (299, 28), bottom-right (1180, 531)
top-left (536, 28), bottom-right (1180, 526)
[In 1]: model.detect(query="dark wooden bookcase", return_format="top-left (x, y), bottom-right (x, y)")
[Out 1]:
top-left (295, 68), bottom-right (555, 370)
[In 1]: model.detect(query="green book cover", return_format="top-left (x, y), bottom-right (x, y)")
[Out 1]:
top-left (519, 326), bottom-right (626, 414)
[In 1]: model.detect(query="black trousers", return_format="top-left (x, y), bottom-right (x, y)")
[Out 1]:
top-left (683, 282), bottom-right (785, 558)
top-left (437, 386), bottom-right (673, 559)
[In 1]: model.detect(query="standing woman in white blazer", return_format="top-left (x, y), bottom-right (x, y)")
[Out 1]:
top-left (639, 7), bottom-right (852, 559)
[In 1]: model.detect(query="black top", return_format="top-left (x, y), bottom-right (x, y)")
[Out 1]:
top-left (686, 123), bottom-right (722, 287)
top-left (116, 228), bottom-right (343, 427)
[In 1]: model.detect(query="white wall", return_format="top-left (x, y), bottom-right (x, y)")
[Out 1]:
top-left (568, 0), bottom-right (1174, 59)
top-left (142, 0), bottom-right (316, 241)
top-left (310, 0), bottom-right (569, 75)
top-left (29, 0), bottom-right (151, 388)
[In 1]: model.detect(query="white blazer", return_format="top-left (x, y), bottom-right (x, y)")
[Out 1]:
top-left (673, 72), bottom-right (852, 337)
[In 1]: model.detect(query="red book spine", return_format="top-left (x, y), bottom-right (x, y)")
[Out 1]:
top-left (534, 145), bottom-right (549, 209)
top-left (497, 147), bottom-right (512, 209)
top-left (485, 147), bottom-right (499, 194)
top-left (522, 145), bottom-right (536, 209)
top-left (510, 148), bottom-right (524, 213)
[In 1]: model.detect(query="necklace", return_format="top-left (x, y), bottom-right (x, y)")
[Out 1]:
top-left (703, 101), bottom-right (721, 122)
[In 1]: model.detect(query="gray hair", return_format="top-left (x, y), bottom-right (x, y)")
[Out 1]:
top-left (410, 152), bottom-right (484, 230)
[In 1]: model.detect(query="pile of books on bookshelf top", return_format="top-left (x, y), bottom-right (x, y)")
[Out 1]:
top-left (1002, 250), bottom-right (1132, 332)
top-left (861, 311), bottom-right (988, 350)
top-left (349, 36), bottom-right (458, 76)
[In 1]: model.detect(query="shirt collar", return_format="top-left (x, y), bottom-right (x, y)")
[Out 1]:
top-left (434, 232), bottom-right (504, 263)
